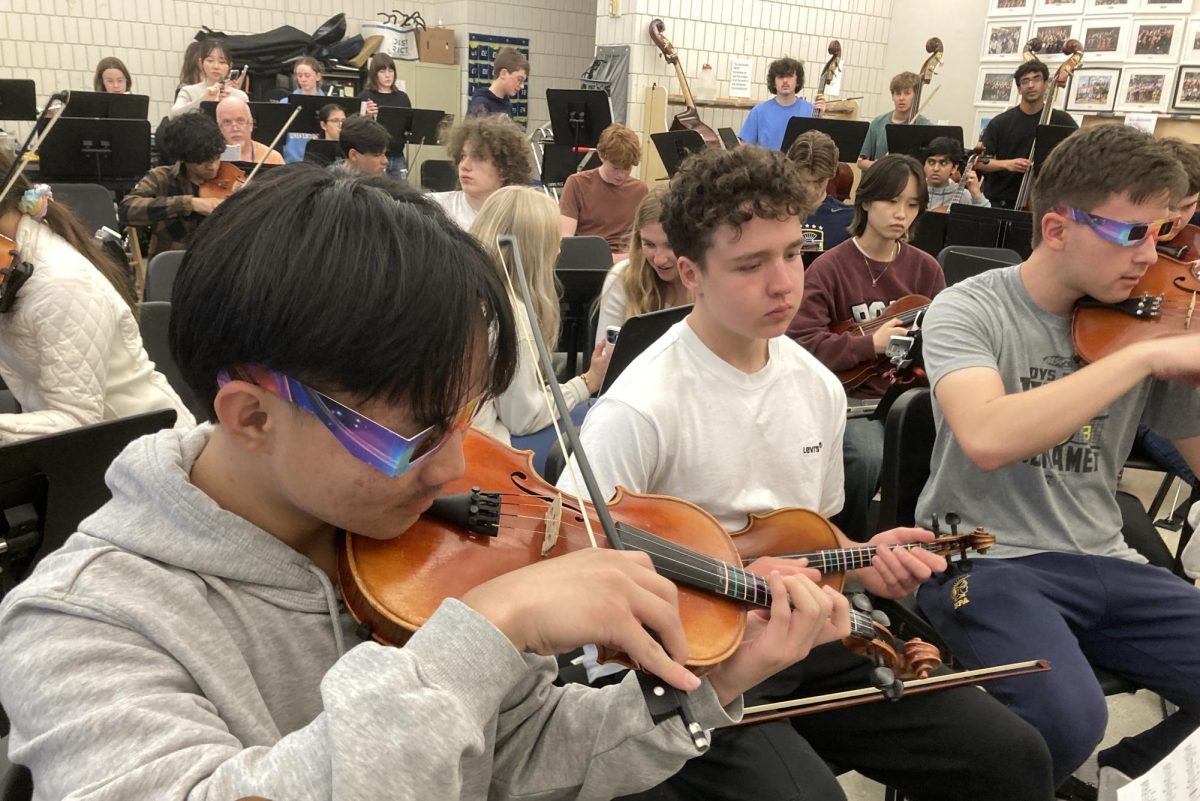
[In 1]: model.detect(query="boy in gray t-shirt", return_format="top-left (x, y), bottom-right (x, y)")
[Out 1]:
top-left (915, 123), bottom-right (1200, 794)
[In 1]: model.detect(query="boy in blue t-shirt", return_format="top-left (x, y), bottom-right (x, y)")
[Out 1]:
top-left (738, 57), bottom-right (825, 151)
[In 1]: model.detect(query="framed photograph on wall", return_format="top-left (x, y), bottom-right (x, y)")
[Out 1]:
top-left (1172, 65), bottom-right (1200, 110)
top-left (1081, 17), bottom-right (1131, 61)
top-left (1031, 18), bottom-right (1082, 58)
top-left (976, 67), bottom-right (1018, 106)
top-left (1066, 67), bottom-right (1121, 111)
top-left (1085, 0), bottom-right (1134, 13)
top-left (982, 20), bottom-right (1030, 61)
top-left (1138, 0), bottom-right (1188, 13)
top-left (1183, 18), bottom-right (1200, 61)
top-left (1128, 18), bottom-right (1185, 62)
top-left (1116, 65), bottom-right (1174, 111)
top-left (989, 0), bottom-right (1034, 15)
top-left (973, 109), bottom-right (996, 145)
top-left (1036, 0), bottom-right (1084, 13)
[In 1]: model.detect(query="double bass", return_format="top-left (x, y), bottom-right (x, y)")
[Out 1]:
top-left (814, 40), bottom-right (854, 200)
top-left (906, 38), bottom-right (944, 124)
top-left (649, 19), bottom-right (721, 148)
top-left (1013, 39), bottom-right (1084, 210)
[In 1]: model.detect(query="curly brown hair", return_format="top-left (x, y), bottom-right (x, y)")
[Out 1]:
top-left (767, 57), bottom-right (804, 94)
top-left (661, 146), bottom-right (816, 267)
top-left (445, 115), bottom-right (532, 188)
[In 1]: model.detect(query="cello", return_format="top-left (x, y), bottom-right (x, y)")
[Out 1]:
top-left (906, 39), bottom-right (944, 124)
top-left (649, 19), bottom-right (721, 148)
top-left (1013, 39), bottom-right (1084, 210)
top-left (814, 40), bottom-right (854, 200)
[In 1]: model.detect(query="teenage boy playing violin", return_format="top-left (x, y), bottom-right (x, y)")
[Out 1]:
top-left (0, 167), bottom-right (853, 800)
top-left (914, 123), bottom-right (1200, 797)
top-left (558, 145), bottom-right (1053, 801)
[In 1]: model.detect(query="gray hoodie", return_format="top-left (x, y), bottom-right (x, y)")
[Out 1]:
top-left (0, 425), bottom-right (737, 800)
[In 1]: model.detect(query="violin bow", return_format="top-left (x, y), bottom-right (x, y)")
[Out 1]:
top-left (496, 235), bottom-right (711, 751)
top-left (243, 106), bottom-right (303, 186)
top-left (0, 90), bottom-right (70, 205)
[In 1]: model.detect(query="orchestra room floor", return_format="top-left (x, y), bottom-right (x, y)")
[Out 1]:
top-left (839, 468), bottom-right (1196, 800)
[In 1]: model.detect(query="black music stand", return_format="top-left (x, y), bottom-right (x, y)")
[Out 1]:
top-left (60, 91), bottom-right (149, 119)
top-left (376, 107), bottom-right (446, 159)
top-left (885, 124), bottom-right (964, 160)
top-left (651, 130), bottom-right (706, 178)
top-left (945, 204), bottom-right (1035, 260)
top-left (284, 95), bottom-right (363, 136)
top-left (36, 118), bottom-right (151, 185)
top-left (1032, 124), bottom-right (1076, 176)
top-left (781, 117), bottom-right (870, 159)
top-left (547, 89), bottom-right (613, 151)
top-left (304, 139), bottom-right (341, 168)
top-left (200, 100), bottom-right (298, 149)
top-left (540, 144), bottom-right (589, 187)
top-left (0, 80), bottom-right (38, 121)
top-left (911, 212), bottom-right (949, 258)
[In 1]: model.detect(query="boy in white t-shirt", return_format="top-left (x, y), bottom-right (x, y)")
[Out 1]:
top-left (558, 146), bottom-right (1053, 800)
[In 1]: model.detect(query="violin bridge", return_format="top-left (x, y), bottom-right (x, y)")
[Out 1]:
top-left (541, 493), bottom-right (563, 556)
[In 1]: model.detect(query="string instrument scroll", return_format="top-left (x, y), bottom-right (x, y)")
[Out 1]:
top-left (814, 40), bottom-right (854, 200)
top-left (0, 90), bottom-right (70, 312)
top-left (906, 38), bottom-right (944, 124)
top-left (1013, 39), bottom-right (1083, 210)
top-left (649, 19), bottom-right (721, 148)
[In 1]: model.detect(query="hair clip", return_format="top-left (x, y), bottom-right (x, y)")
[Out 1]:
top-left (18, 184), bottom-right (53, 222)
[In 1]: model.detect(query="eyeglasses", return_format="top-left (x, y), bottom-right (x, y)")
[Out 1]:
top-left (219, 119), bottom-right (251, 130)
top-left (1018, 77), bottom-right (1045, 86)
top-left (1056, 207), bottom-right (1182, 247)
top-left (218, 368), bottom-right (480, 478)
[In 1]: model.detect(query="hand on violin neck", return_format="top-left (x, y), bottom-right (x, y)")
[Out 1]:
top-left (850, 527), bottom-right (946, 599)
top-left (705, 566), bottom-right (850, 707)
top-left (459, 548), bottom-right (700, 693)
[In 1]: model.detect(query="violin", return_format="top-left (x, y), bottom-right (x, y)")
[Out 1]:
top-left (907, 38), bottom-right (944, 124)
top-left (338, 428), bottom-right (942, 681)
top-left (829, 294), bottom-right (932, 390)
top-left (815, 40), bottom-right (854, 201)
top-left (1071, 224), bottom-right (1200, 363)
top-left (649, 19), bottom-right (721, 149)
top-left (1013, 39), bottom-right (1083, 210)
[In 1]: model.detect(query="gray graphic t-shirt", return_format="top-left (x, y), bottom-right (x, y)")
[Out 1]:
top-left (916, 265), bottom-right (1200, 561)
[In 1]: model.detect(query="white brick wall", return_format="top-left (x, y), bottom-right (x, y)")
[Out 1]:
top-left (597, 0), bottom-right (895, 137)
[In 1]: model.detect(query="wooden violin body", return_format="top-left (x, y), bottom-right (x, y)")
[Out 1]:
top-left (198, 161), bottom-right (247, 200)
top-left (1072, 227), bottom-right (1200, 363)
top-left (830, 295), bottom-right (931, 389)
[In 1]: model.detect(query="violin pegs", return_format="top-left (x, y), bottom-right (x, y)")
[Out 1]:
top-left (945, 512), bottom-right (960, 536)
top-left (930, 513), bottom-right (941, 536)
top-left (850, 592), bottom-right (874, 614)
top-left (870, 665), bottom-right (902, 701)
top-left (870, 609), bottom-right (891, 628)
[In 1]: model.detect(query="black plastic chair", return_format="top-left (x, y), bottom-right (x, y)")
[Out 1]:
top-left (47, 183), bottom-right (118, 235)
top-left (138, 302), bottom-right (207, 422)
top-left (420, 159), bottom-right (458, 192)
top-left (142, 250), bottom-right (185, 302)
top-left (935, 245), bottom-right (1022, 286)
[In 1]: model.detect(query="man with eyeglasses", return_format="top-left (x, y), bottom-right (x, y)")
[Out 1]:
top-left (975, 60), bottom-right (1078, 208)
top-left (914, 123), bottom-right (1200, 799)
top-left (215, 96), bottom-right (284, 165)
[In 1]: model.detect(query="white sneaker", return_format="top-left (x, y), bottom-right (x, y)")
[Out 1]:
top-left (1097, 765), bottom-right (1133, 801)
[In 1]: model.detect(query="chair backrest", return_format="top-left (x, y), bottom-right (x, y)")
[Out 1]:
top-left (420, 159), bottom-right (458, 192)
top-left (556, 236), bottom-right (612, 272)
top-left (46, 183), bottom-right (118, 235)
top-left (138, 302), bottom-right (207, 422)
top-left (875, 387), bottom-right (935, 532)
top-left (936, 245), bottom-right (1022, 286)
top-left (142, 250), bottom-right (185, 302)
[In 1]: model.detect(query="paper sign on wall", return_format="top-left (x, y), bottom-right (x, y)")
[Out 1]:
top-left (730, 58), bottom-right (753, 98)
top-left (1123, 112), bottom-right (1158, 135)
top-left (824, 65), bottom-right (843, 97)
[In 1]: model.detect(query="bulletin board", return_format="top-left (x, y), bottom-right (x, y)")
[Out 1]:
top-left (468, 33), bottom-right (530, 128)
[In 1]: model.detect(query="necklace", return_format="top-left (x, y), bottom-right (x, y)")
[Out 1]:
top-left (852, 238), bottom-right (901, 287)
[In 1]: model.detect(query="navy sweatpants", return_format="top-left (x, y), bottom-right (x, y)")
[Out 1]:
top-left (917, 552), bottom-right (1200, 784)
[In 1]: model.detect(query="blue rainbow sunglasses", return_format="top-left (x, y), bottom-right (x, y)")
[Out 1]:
top-left (1057, 207), bottom-right (1182, 247)
top-left (217, 368), bottom-right (479, 478)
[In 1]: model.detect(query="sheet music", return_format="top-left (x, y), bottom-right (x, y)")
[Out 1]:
top-left (1117, 725), bottom-right (1200, 801)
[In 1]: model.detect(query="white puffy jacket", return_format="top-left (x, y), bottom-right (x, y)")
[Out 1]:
top-left (0, 214), bottom-right (195, 442)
